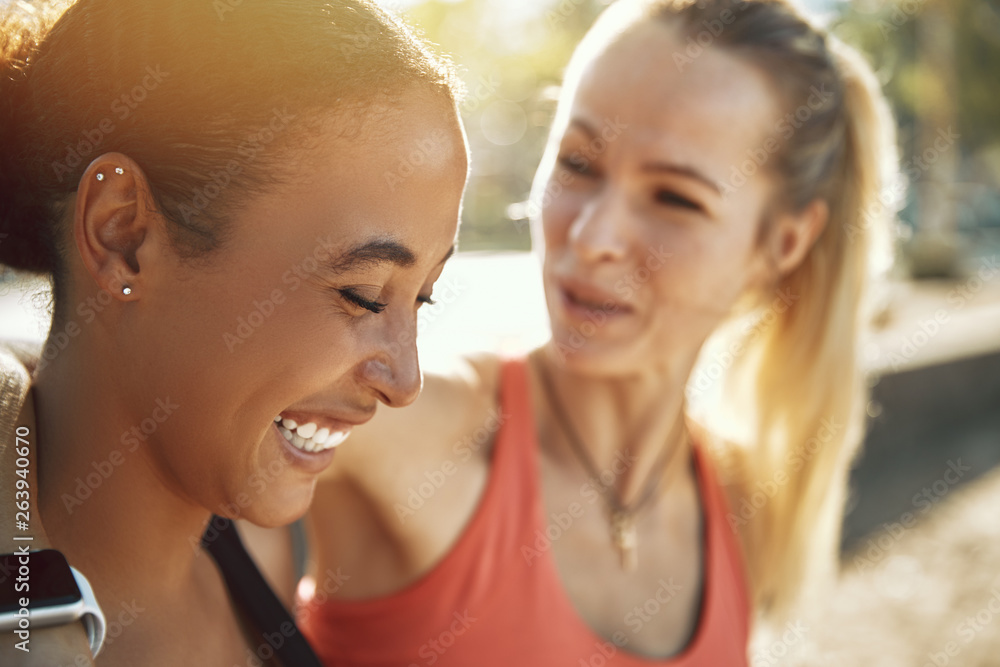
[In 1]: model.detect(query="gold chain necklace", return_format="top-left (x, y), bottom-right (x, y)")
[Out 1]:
top-left (536, 359), bottom-right (689, 573)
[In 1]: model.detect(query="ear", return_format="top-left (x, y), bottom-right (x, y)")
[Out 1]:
top-left (766, 198), bottom-right (829, 278)
top-left (74, 153), bottom-right (154, 300)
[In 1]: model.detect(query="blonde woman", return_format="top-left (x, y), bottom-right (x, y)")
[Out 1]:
top-left (293, 0), bottom-right (896, 664)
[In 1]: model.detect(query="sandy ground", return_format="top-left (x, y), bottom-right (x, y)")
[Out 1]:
top-left (751, 464), bottom-right (1000, 667)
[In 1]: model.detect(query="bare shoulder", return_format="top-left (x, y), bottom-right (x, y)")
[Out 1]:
top-left (325, 352), bottom-right (504, 485)
top-left (308, 354), bottom-right (506, 596)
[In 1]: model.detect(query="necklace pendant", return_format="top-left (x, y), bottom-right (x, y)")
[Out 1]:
top-left (610, 512), bottom-right (638, 573)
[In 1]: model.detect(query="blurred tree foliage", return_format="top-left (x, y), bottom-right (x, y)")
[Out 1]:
top-left (400, 0), bottom-right (610, 251)
top-left (832, 0), bottom-right (1000, 240)
top-left (397, 0), bottom-right (1000, 252)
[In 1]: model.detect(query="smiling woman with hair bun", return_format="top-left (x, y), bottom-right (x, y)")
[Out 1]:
top-left (0, 0), bottom-right (467, 664)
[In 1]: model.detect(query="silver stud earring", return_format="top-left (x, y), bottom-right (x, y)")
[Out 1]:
top-left (96, 173), bottom-right (105, 181)
top-left (115, 167), bottom-right (124, 175)
top-left (122, 286), bottom-right (132, 296)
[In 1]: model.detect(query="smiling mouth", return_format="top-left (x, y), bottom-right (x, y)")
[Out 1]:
top-left (273, 415), bottom-right (353, 453)
top-left (559, 280), bottom-right (632, 315)
top-left (565, 289), bottom-right (607, 311)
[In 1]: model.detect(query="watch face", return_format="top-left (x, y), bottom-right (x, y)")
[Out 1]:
top-left (0, 550), bottom-right (83, 613)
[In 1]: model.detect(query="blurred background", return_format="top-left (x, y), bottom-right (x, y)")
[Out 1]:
top-left (1, 0), bottom-right (998, 663)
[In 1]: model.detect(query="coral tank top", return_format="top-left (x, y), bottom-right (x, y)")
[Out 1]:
top-left (296, 358), bottom-right (751, 666)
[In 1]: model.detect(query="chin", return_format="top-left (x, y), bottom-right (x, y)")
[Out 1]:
top-left (545, 332), bottom-right (643, 378)
top-left (221, 482), bottom-right (316, 528)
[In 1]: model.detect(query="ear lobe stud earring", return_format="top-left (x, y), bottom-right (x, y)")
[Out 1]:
top-left (122, 286), bottom-right (132, 296)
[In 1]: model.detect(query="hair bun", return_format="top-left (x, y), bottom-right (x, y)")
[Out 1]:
top-left (0, 3), bottom-right (63, 274)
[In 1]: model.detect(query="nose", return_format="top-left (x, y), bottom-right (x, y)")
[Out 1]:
top-left (568, 189), bottom-right (630, 265)
top-left (358, 319), bottom-right (422, 408)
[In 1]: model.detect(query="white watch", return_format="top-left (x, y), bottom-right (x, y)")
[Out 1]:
top-left (0, 550), bottom-right (106, 658)
top-left (69, 565), bottom-right (107, 657)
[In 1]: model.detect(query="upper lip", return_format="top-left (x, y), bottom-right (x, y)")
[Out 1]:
top-left (278, 408), bottom-right (376, 430)
top-left (557, 276), bottom-right (632, 312)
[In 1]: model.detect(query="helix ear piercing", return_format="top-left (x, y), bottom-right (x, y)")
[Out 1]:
top-left (96, 167), bottom-right (125, 181)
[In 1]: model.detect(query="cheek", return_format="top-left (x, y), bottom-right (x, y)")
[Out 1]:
top-left (541, 180), bottom-right (587, 246)
top-left (641, 224), bottom-right (756, 315)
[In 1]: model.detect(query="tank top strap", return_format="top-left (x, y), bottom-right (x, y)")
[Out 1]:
top-left (494, 356), bottom-right (542, 485)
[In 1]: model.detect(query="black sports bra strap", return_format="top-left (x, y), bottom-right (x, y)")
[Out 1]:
top-left (201, 516), bottom-right (323, 667)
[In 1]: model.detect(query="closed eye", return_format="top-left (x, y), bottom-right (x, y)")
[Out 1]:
top-left (338, 289), bottom-right (387, 314)
top-left (557, 154), bottom-right (595, 177)
top-left (656, 190), bottom-right (703, 212)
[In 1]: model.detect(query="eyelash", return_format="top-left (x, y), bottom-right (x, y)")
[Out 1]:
top-left (338, 289), bottom-right (387, 314)
top-left (656, 190), bottom-right (703, 213)
top-left (338, 290), bottom-right (437, 314)
top-left (558, 156), bottom-right (703, 213)
top-left (557, 155), bottom-right (594, 177)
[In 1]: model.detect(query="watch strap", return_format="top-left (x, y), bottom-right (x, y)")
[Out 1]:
top-left (70, 567), bottom-right (106, 658)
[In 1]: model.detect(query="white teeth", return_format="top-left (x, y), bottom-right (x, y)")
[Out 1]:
top-left (325, 431), bottom-right (350, 448)
top-left (274, 416), bottom-right (281, 423)
top-left (276, 417), bottom-right (351, 454)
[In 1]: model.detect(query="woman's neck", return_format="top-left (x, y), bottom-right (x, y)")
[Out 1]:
top-left (32, 344), bottom-right (211, 603)
top-left (531, 344), bottom-right (694, 506)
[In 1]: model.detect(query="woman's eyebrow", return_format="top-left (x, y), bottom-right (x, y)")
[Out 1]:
top-left (325, 239), bottom-right (417, 274)
top-left (641, 162), bottom-right (723, 195)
